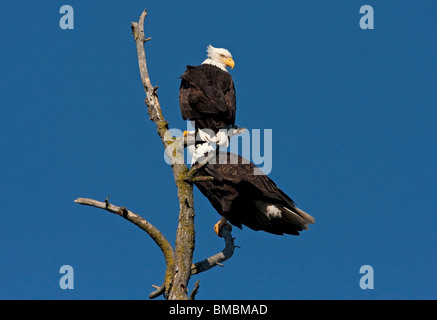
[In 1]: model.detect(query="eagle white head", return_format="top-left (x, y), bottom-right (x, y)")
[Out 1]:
top-left (202, 45), bottom-right (235, 72)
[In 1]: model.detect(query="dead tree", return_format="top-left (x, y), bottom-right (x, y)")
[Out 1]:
top-left (74, 9), bottom-right (236, 300)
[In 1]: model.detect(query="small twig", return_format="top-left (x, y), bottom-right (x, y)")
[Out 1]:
top-left (189, 280), bottom-right (200, 300)
top-left (149, 283), bottom-right (165, 299)
top-left (190, 176), bottom-right (214, 182)
top-left (189, 161), bottom-right (205, 174)
top-left (191, 225), bottom-right (236, 275)
top-left (104, 194), bottom-right (110, 208)
top-left (183, 158), bottom-right (212, 183)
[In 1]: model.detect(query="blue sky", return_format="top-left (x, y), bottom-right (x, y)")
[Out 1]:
top-left (1, 1), bottom-right (436, 300)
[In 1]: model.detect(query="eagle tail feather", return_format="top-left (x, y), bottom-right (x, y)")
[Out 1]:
top-left (280, 205), bottom-right (315, 230)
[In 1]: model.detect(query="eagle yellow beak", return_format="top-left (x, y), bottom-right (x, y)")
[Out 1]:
top-left (224, 57), bottom-right (235, 69)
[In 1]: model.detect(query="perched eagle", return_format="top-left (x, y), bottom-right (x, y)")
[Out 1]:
top-left (179, 45), bottom-right (236, 142)
top-left (193, 152), bottom-right (315, 236)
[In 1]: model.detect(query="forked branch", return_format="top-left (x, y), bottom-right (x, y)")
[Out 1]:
top-left (191, 225), bottom-right (236, 275)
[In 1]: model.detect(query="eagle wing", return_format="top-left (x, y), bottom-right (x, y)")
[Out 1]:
top-left (204, 158), bottom-right (295, 207)
top-left (194, 153), bottom-right (314, 235)
top-left (179, 65), bottom-right (236, 131)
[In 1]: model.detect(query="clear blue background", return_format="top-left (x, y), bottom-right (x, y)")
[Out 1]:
top-left (1, 0), bottom-right (436, 300)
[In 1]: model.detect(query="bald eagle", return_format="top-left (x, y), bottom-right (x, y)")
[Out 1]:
top-left (179, 45), bottom-right (236, 143)
top-left (193, 152), bottom-right (315, 236)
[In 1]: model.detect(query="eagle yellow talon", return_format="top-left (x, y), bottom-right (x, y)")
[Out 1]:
top-left (214, 217), bottom-right (232, 237)
top-left (183, 130), bottom-right (195, 138)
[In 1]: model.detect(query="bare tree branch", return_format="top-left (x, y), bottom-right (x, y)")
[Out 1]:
top-left (74, 197), bottom-right (175, 296)
top-left (131, 9), bottom-right (196, 300)
top-left (191, 225), bottom-right (236, 275)
top-left (149, 283), bottom-right (165, 299)
top-left (189, 280), bottom-right (200, 300)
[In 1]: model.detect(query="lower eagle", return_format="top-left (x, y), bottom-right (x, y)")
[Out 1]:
top-left (193, 152), bottom-right (315, 236)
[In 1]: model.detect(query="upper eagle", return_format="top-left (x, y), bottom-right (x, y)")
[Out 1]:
top-left (193, 152), bottom-right (315, 236)
top-left (179, 45), bottom-right (236, 136)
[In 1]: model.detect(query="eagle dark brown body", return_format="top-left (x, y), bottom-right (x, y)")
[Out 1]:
top-left (179, 64), bottom-right (236, 135)
top-left (193, 152), bottom-right (315, 236)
